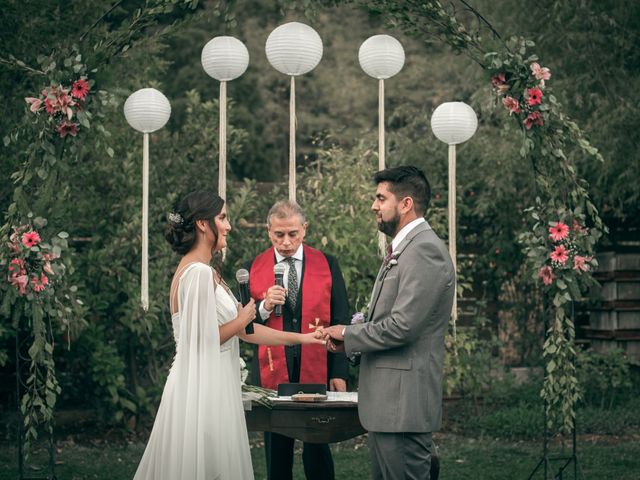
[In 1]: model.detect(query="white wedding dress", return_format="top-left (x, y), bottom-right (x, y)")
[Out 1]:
top-left (134, 262), bottom-right (254, 480)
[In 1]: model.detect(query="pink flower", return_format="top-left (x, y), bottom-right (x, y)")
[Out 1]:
top-left (56, 120), bottom-right (79, 138)
top-left (491, 73), bottom-right (509, 93)
top-left (43, 85), bottom-right (76, 119)
top-left (31, 274), bottom-right (48, 292)
top-left (548, 222), bottom-right (570, 242)
top-left (491, 73), bottom-right (506, 87)
top-left (43, 261), bottom-right (55, 276)
top-left (550, 245), bottom-right (569, 264)
top-left (25, 97), bottom-right (43, 113)
top-left (530, 62), bottom-right (551, 86)
top-left (8, 258), bottom-right (26, 276)
top-left (573, 255), bottom-right (592, 273)
top-left (524, 111), bottom-right (544, 129)
top-left (502, 96), bottom-right (522, 115)
top-left (21, 231), bottom-right (41, 248)
top-left (71, 79), bottom-right (90, 100)
top-left (527, 88), bottom-right (543, 106)
top-left (572, 220), bottom-right (587, 233)
top-left (9, 274), bottom-right (28, 295)
top-left (538, 266), bottom-right (554, 285)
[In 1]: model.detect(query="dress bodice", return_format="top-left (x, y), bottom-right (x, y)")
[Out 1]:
top-left (171, 278), bottom-right (239, 351)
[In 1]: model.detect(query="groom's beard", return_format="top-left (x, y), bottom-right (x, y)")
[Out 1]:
top-left (377, 212), bottom-right (400, 237)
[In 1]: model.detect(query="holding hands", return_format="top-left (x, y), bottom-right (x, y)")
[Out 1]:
top-left (317, 325), bottom-right (346, 352)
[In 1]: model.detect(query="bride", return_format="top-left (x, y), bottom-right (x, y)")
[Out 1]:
top-left (134, 190), bottom-right (324, 480)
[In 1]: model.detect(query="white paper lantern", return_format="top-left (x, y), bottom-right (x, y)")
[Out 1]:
top-left (358, 34), bottom-right (405, 79)
top-left (430, 101), bottom-right (478, 145)
top-left (201, 36), bottom-right (249, 81)
top-left (124, 88), bottom-right (171, 133)
top-left (265, 22), bottom-right (323, 76)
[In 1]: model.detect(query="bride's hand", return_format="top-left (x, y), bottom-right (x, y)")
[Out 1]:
top-left (302, 331), bottom-right (326, 345)
top-left (236, 299), bottom-right (256, 327)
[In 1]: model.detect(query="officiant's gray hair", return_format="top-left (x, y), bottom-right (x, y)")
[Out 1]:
top-left (266, 200), bottom-right (306, 227)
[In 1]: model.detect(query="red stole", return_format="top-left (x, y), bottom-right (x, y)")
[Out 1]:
top-left (249, 245), bottom-right (332, 390)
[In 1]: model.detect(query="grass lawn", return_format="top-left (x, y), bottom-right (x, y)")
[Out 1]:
top-left (1, 433), bottom-right (639, 479)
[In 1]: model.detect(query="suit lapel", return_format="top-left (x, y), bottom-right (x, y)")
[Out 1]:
top-left (367, 222), bottom-right (430, 320)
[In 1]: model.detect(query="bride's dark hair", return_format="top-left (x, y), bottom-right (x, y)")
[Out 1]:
top-left (165, 190), bottom-right (225, 255)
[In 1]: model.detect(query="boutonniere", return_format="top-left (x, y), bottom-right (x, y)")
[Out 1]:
top-left (383, 251), bottom-right (400, 272)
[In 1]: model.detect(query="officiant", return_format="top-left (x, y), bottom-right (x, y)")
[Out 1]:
top-left (246, 200), bottom-right (350, 480)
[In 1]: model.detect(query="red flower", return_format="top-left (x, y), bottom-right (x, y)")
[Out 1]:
top-left (527, 88), bottom-right (543, 106)
top-left (21, 231), bottom-right (41, 248)
top-left (524, 111), bottom-right (544, 129)
top-left (550, 245), bottom-right (569, 264)
top-left (502, 96), bottom-right (522, 115)
top-left (548, 222), bottom-right (569, 242)
top-left (71, 79), bottom-right (90, 100)
top-left (56, 120), bottom-right (79, 138)
top-left (538, 266), bottom-right (554, 285)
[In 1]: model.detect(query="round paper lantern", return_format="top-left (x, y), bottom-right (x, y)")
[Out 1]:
top-left (430, 102), bottom-right (478, 145)
top-left (201, 36), bottom-right (249, 81)
top-left (124, 88), bottom-right (171, 133)
top-left (265, 22), bottom-right (323, 76)
top-left (358, 34), bottom-right (405, 79)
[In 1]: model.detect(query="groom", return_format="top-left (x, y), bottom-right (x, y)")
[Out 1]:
top-left (323, 165), bottom-right (454, 480)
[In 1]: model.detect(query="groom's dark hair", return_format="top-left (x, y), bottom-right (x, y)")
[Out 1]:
top-left (373, 165), bottom-right (431, 215)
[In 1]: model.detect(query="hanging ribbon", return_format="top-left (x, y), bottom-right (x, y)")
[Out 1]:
top-left (289, 76), bottom-right (296, 202)
top-left (378, 78), bottom-right (387, 257)
top-left (448, 143), bottom-right (457, 338)
top-left (141, 132), bottom-right (149, 311)
top-left (219, 80), bottom-right (227, 201)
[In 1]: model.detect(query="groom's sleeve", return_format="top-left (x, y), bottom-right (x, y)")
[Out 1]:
top-left (344, 240), bottom-right (453, 355)
top-left (327, 254), bottom-right (350, 380)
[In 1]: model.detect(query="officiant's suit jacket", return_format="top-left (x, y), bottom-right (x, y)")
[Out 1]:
top-left (345, 222), bottom-right (454, 433)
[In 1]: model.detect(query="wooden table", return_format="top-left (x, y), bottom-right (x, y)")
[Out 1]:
top-left (245, 400), bottom-right (366, 443)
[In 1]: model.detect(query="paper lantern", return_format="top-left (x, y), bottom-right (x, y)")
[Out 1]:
top-left (358, 35), bottom-right (405, 257)
top-left (201, 36), bottom-right (249, 202)
top-left (358, 34), bottom-right (405, 80)
top-left (201, 36), bottom-right (249, 82)
top-left (123, 88), bottom-right (171, 311)
top-left (123, 88), bottom-right (171, 133)
top-left (265, 22), bottom-right (323, 76)
top-left (430, 101), bottom-right (478, 145)
top-left (430, 101), bottom-right (478, 333)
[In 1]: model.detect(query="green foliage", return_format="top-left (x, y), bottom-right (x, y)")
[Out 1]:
top-left (576, 347), bottom-right (634, 409)
top-left (444, 318), bottom-right (500, 401)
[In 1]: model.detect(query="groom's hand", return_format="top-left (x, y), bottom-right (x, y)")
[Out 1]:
top-left (321, 326), bottom-right (346, 353)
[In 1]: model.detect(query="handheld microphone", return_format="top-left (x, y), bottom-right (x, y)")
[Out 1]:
top-left (273, 263), bottom-right (286, 317)
top-left (235, 269), bottom-right (253, 334)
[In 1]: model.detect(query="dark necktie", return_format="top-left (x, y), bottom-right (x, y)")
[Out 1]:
top-left (383, 244), bottom-right (393, 265)
top-left (285, 257), bottom-right (298, 310)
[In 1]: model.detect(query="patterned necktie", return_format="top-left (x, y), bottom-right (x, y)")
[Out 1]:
top-left (383, 244), bottom-right (393, 265)
top-left (285, 257), bottom-right (298, 310)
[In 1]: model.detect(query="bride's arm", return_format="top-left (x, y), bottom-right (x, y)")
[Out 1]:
top-left (219, 299), bottom-right (256, 344)
top-left (238, 323), bottom-right (324, 346)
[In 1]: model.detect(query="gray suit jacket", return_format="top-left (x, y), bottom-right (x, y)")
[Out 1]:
top-left (344, 222), bottom-right (454, 433)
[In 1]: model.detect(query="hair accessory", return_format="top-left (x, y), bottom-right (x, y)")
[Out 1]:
top-left (168, 212), bottom-right (183, 225)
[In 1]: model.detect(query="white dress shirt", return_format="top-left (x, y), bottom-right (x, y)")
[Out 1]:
top-left (258, 244), bottom-right (304, 320)
top-left (391, 217), bottom-right (427, 252)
